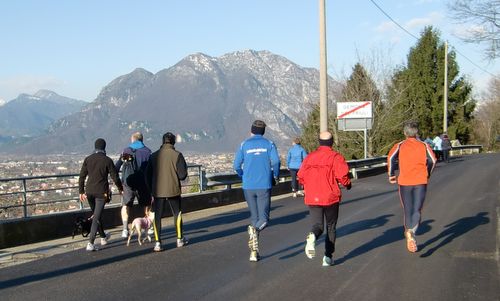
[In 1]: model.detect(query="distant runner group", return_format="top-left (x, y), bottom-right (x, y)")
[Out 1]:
top-left (78, 119), bottom-right (437, 266)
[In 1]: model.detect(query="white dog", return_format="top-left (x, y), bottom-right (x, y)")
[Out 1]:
top-left (127, 215), bottom-right (153, 246)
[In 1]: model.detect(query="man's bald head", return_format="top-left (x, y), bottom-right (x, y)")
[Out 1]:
top-left (319, 131), bottom-right (332, 140)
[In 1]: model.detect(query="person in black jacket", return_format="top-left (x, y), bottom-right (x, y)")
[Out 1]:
top-left (79, 138), bottom-right (123, 251)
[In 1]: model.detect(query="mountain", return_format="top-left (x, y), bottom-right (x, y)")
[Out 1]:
top-left (0, 90), bottom-right (86, 138)
top-left (9, 50), bottom-right (340, 155)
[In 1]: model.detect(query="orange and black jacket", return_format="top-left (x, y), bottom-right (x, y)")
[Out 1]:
top-left (387, 138), bottom-right (437, 186)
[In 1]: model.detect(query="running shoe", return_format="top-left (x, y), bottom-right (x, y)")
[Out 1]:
top-left (177, 237), bottom-right (189, 248)
top-left (86, 242), bottom-right (98, 251)
top-left (292, 192), bottom-right (297, 198)
top-left (121, 229), bottom-right (129, 238)
top-left (153, 242), bottom-right (163, 252)
top-left (147, 227), bottom-right (154, 235)
top-left (405, 229), bottom-right (418, 253)
top-left (322, 256), bottom-right (333, 267)
top-left (249, 250), bottom-right (260, 262)
top-left (305, 232), bottom-right (316, 259)
top-left (100, 232), bottom-right (111, 245)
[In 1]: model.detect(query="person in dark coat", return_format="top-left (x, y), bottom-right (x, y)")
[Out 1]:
top-left (79, 138), bottom-right (123, 251)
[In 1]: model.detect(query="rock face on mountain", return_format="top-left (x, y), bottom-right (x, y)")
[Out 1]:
top-left (0, 90), bottom-right (86, 138)
top-left (10, 50), bottom-right (339, 155)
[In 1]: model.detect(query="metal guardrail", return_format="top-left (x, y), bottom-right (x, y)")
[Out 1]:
top-left (0, 164), bottom-right (202, 219)
top-left (204, 157), bottom-right (389, 190)
top-left (0, 144), bottom-right (482, 220)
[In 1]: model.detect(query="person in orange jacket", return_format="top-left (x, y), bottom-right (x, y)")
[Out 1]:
top-left (298, 131), bottom-right (351, 266)
top-left (387, 121), bottom-right (437, 253)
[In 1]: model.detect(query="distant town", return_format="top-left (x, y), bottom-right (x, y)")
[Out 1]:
top-left (0, 152), bottom-right (246, 220)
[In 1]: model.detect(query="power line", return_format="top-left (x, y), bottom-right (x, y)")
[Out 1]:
top-left (368, 0), bottom-right (498, 78)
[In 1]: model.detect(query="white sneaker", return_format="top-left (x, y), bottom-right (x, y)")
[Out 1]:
top-left (121, 229), bottom-right (128, 238)
top-left (153, 242), bottom-right (163, 252)
top-left (305, 232), bottom-right (316, 259)
top-left (322, 256), bottom-right (333, 266)
top-left (148, 227), bottom-right (154, 235)
top-left (86, 242), bottom-right (98, 251)
top-left (249, 250), bottom-right (260, 262)
top-left (292, 192), bottom-right (297, 198)
top-left (100, 232), bottom-right (111, 245)
top-left (177, 237), bottom-right (189, 248)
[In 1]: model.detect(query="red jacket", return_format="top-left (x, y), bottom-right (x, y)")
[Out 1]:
top-left (298, 146), bottom-right (351, 206)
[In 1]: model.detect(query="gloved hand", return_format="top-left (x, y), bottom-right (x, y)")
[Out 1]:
top-left (345, 183), bottom-right (352, 190)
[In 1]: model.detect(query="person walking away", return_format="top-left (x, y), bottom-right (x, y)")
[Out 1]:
top-left (297, 131), bottom-right (351, 267)
top-left (432, 134), bottom-right (442, 161)
top-left (423, 136), bottom-right (434, 149)
top-left (233, 120), bottom-right (280, 262)
top-left (387, 121), bottom-right (437, 253)
top-left (146, 132), bottom-right (188, 252)
top-left (286, 137), bottom-right (307, 197)
top-left (79, 138), bottom-right (123, 251)
top-left (441, 133), bottom-right (452, 163)
top-left (115, 131), bottom-right (152, 238)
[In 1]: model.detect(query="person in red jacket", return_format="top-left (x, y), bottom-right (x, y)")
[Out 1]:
top-left (387, 121), bottom-right (437, 253)
top-left (298, 131), bottom-right (351, 266)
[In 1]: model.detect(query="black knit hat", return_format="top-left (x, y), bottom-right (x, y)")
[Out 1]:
top-left (94, 138), bottom-right (106, 150)
top-left (251, 120), bottom-right (266, 135)
top-left (163, 132), bottom-right (176, 145)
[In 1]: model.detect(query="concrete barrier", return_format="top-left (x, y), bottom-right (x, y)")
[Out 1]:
top-left (0, 182), bottom-right (291, 249)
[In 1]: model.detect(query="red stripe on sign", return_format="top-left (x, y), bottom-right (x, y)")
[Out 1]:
top-left (338, 102), bottom-right (371, 119)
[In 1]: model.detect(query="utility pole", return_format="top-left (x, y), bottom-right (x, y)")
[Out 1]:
top-left (443, 41), bottom-right (448, 133)
top-left (319, 0), bottom-right (328, 132)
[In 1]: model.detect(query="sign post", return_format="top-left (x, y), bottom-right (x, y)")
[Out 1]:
top-left (336, 101), bottom-right (373, 159)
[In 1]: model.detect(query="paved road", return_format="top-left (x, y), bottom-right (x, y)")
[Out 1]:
top-left (0, 154), bottom-right (499, 301)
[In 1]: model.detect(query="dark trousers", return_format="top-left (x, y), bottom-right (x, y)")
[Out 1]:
top-left (398, 185), bottom-right (427, 233)
top-left (442, 149), bottom-right (450, 162)
top-left (308, 203), bottom-right (340, 258)
top-left (290, 169), bottom-right (299, 192)
top-left (153, 196), bottom-right (183, 243)
top-left (87, 196), bottom-right (106, 244)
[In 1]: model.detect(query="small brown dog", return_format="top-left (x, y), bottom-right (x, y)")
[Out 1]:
top-left (127, 214), bottom-right (153, 246)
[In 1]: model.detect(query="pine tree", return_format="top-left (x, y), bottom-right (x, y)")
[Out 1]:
top-left (380, 26), bottom-right (475, 147)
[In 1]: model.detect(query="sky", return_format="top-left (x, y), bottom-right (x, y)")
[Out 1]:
top-left (0, 0), bottom-right (498, 104)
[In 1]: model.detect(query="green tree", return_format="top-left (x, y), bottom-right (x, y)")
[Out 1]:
top-left (300, 104), bottom-right (336, 153)
top-left (381, 26), bottom-right (475, 147)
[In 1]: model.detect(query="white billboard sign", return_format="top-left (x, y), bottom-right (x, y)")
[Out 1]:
top-left (337, 101), bottom-right (372, 119)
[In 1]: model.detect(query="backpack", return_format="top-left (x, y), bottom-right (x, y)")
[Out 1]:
top-left (121, 149), bottom-right (141, 188)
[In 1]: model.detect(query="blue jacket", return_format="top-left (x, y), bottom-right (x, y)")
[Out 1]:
top-left (286, 144), bottom-right (307, 170)
top-left (233, 135), bottom-right (280, 190)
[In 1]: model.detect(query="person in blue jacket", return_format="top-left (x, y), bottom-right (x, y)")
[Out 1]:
top-left (286, 137), bottom-right (307, 197)
top-left (234, 120), bottom-right (280, 262)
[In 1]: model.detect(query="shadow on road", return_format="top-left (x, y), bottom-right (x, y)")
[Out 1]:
top-left (341, 189), bottom-right (398, 206)
top-left (0, 247), bottom-right (153, 289)
top-left (419, 212), bottom-right (489, 258)
top-left (276, 214), bottom-right (396, 261)
top-left (334, 219), bottom-right (435, 264)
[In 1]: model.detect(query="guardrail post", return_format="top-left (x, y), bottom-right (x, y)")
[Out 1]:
top-left (198, 166), bottom-right (203, 193)
top-left (350, 168), bottom-right (358, 180)
top-left (21, 179), bottom-right (28, 218)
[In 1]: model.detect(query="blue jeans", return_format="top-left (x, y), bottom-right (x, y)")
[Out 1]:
top-left (244, 189), bottom-right (271, 231)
